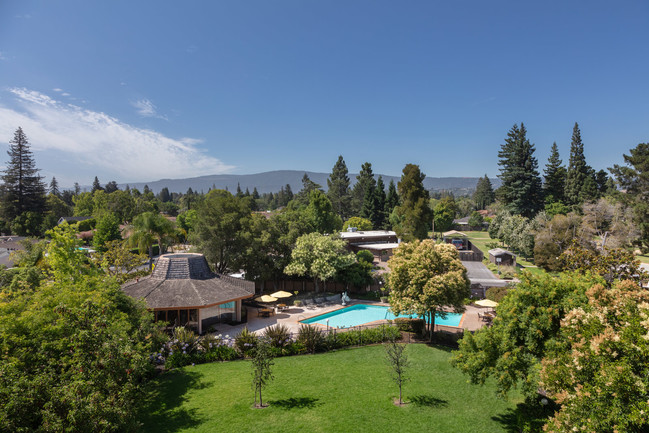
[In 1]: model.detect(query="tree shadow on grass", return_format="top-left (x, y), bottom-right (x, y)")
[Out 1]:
top-left (409, 394), bottom-right (448, 408)
top-left (139, 370), bottom-right (209, 433)
top-left (492, 400), bottom-right (556, 433)
top-left (268, 396), bottom-right (322, 410)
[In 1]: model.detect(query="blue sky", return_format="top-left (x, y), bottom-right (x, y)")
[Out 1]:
top-left (0, 1), bottom-right (647, 187)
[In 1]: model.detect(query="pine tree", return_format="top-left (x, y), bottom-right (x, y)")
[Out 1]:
top-left (158, 187), bottom-right (171, 202)
top-left (497, 123), bottom-right (543, 218)
top-left (284, 183), bottom-right (294, 202)
top-left (104, 180), bottom-right (119, 193)
top-left (92, 176), bottom-right (103, 193)
top-left (373, 176), bottom-right (388, 229)
top-left (326, 155), bottom-right (352, 220)
top-left (49, 177), bottom-right (60, 197)
top-left (565, 122), bottom-right (589, 206)
top-left (236, 183), bottom-right (244, 198)
top-left (392, 164), bottom-right (432, 241)
top-left (74, 182), bottom-right (81, 195)
top-left (252, 187), bottom-right (260, 200)
top-left (352, 162), bottom-right (376, 215)
top-left (385, 179), bottom-right (399, 219)
top-left (473, 175), bottom-right (495, 209)
top-left (0, 127), bottom-right (46, 222)
top-left (543, 142), bottom-right (567, 204)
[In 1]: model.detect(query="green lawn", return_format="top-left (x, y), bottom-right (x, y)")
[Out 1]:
top-left (140, 345), bottom-right (527, 433)
top-left (463, 230), bottom-right (545, 275)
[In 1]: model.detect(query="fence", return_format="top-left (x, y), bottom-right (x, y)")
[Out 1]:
top-left (459, 241), bottom-right (484, 262)
top-left (255, 279), bottom-right (384, 293)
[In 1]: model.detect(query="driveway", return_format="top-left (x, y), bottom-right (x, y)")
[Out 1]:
top-left (462, 261), bottom-right (510, 287)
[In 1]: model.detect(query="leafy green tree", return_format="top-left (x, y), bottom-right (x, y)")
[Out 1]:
top-left (391, 164), bottom-right (432, 241)
top-left (105, 189), bottom-right (136, 224)
top-left (540, 282), bottom-right (649, 433)
top-left (127, 211), bottom-right (176, 268)
top-left (385, 341), bottom-right (409, 405)
top-left (432, 196), bottom-right (456, 236)
top-left (352, 162), bottom-right (376, 215)
top-left (473, 175), bottom-right (495, 209)
top-left (41, 194), bottom-right (72, 232)
top-left (93, 213), bottom-right (122, 252)
top-left (192, 190), bottom-right (252, 274)
top-left (73, 191), bottom-right (95, 216)
top-left (342, 216), bottom-right (372, 231)
top-left (98, 239), bottom-right (146, 281)
top-left (497, 123), bottom-right (543, 218)
top-left (0, 225), bottom-right (162, 432)
top-left (104, 180), bottom-right (119, 193)
top-left (284, 233), bottom-right (355, 292)
top-left (609, 144), bottom-right (649, 250)
top-left (564, 122), bottom-right (589, 206)
top-left (451, 272), bottom-right (598, 398)
top-left (251, 337), bottom-right (274, 408)
top-left (0, 127), bottom-right (47, 226)
top-left (327, 155), bottom-right (352, 220)
top-left (387, 240), bottom-right (469, 340)
top-left (305, 189), bottom-right (342, 234)
top-left (543, 142), bottom-right (566, 205)
top-left (467, 211), bottom-right (484, 228)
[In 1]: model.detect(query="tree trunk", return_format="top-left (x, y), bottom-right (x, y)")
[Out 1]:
top-left (429, 311), bottom-right (436, 342)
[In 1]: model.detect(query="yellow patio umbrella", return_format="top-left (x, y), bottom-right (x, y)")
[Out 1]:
top-left (270, 290), bottom-right (293, 299)
top-left (256, 295), bottom-right (278, 303)
top-left (475, 299), bottom-right (499, 308)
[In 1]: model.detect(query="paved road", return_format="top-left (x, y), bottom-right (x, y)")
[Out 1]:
top-left (462, 261), bottom-right (510, 287)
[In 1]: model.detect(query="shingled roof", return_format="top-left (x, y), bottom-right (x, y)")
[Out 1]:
top-left (122, 253), bottom-right (255, 309)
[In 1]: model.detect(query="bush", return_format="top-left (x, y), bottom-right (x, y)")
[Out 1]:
top-left (235, 327), bottom-right (258, 357)
top-left (297, 325), bottom-right (326, 354)
top-left (326, 325), bottom-right (401, 349)
top-left (76, 218), bottom-right (96, 232)
top-left (264, 324), bottom-right (292, 348)
top-left (486, 286), bottom-right (509, 302)
top-left (393, 318), bottom-right (425, 335)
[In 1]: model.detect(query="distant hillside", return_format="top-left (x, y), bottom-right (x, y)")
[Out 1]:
top-left (119, 170), bottom-right (500, 195)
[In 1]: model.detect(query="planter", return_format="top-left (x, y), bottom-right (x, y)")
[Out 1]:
top-left (293, 300), bottom-right (302, 307)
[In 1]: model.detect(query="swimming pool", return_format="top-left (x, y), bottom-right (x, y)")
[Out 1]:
top-left (300, 304), bottom-right (464, 328)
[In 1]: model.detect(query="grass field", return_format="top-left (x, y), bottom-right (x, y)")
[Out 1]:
top-left (140, 344), bottom-right (529, 433)
top-left (463, 230), bottom-right (545, 275)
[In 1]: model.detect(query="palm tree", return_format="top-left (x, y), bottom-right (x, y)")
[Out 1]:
top-left (127, 212), bottom-right (176, 268)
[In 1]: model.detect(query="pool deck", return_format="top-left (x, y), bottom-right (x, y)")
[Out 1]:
top-left (209, 300), bottom-right (491, 338)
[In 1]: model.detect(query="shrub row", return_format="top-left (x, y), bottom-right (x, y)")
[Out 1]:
top-left (159, 323), bottom-right (402, 369)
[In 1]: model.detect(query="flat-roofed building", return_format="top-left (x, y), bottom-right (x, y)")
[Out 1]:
top-left (339, 229), bottom-right (399, 262)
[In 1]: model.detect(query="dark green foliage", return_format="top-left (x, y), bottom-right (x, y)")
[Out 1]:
top-left (467, 211), bottom-right (484, 228)
top-left (485, 286), bottom-right (508, 302)
top-left (385, 179), bottom-right (399, 221)
top-left (610, 142), bottom-right (649, 250)
top-left (325, 325), bottom-right (401, 349)
top-left (392, 164), bottom-right (432, 241)
top-left (0, 128), bottom-right (47, 228)
top-left (104, 180), bottom-right (119, 193)
top-left (327, 155), bottom-right (352, 220)
top-left (473, 175), bottom-right (495, 209)
top-left (305, 189), bottom-right (342, 234)
top-left (356, 249), bottom-right (374, 264)
top-left (10, 211), bottom-right (43, 236)
top-left (372, 176), bottom-right (388, 228)
top-left (91, 176), bottom-right (103, 193)
top-left (393, 318), bottom-right (425, 335)
top-left (158, 187), bottom-right (171, 202)
top-left (48, 176), bottom-right (60, 197)
top-left (335, 259), bottom-right (373, 290)
top-left (543, 142), bottom-right (566, 205)
top-left (497, 123), bottom-right (544, 218)
top-left (564, 123), bottom-right (590, 206)
top-left (296, 173), bottom-right (322, 204)
top-left (77, 218), bottom-right (96, 232)
top-left (352, 162), bottom-right (376, 216)
top-left (432, 196), bottom-right (456, 235)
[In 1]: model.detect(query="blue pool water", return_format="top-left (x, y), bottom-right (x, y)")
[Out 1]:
top-left (300, 304), bottom-right (463, 328)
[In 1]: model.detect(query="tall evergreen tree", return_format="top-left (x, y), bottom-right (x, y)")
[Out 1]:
top-left (391, 164), bottom-right (432, 241)
top-left (296, 173), bottom-right (322, 204)
top-left (372, 176), bottom-right (388, 229)
top-left (326, 155), bottom-right (352, 220)
top-left (252, 187), bottom-right (260, 200)
top-left (497, 123), bottom-right (543, 218)
top-left (473, 175), bottom-right (495, 209)
top-left (565, 122), bottom-right (589, 206)
top-left (284, 183), bottom-right (294, 202)
top-left (0, 127), bottom-right (46, 222)
top-left (543, 142), bottom-right (567, 204)
top-left (92, 176), bottom-right (103, 193)
top-left (236, 182), bottom-right (244, 198)
top-left (352, 162), bottom-right (376, 215)
top-left (49, 177), bottom-right (60, 197)
top-left (158, 187), bottom-right (171, 203)
top-left (74, 182), bottom-right (81, 195)
top-left (385, 179), bottom-right (399, 219)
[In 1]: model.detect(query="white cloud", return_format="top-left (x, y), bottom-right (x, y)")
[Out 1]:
top-left (0, 88), bottom-right (235, 183)
top-left (53, 88), bottom-right (63, 92)
top-left (131, 98), bottom-right (166, 119)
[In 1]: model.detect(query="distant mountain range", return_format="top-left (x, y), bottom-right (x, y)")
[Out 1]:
top-left (118, 170), bottom-right (501, 195)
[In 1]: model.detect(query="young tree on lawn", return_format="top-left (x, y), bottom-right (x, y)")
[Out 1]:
top-left (251, 337), bottom-right (274, 408)
top-left (284, 233), bottom-right (355, 292)
top-left (387, 240), bottom-right (469, 341)
top-left (385, 341), bottom-right (409, 405)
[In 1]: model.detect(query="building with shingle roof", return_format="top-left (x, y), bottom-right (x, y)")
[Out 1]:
top-left (122, 253), bottom-right (255, 333)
